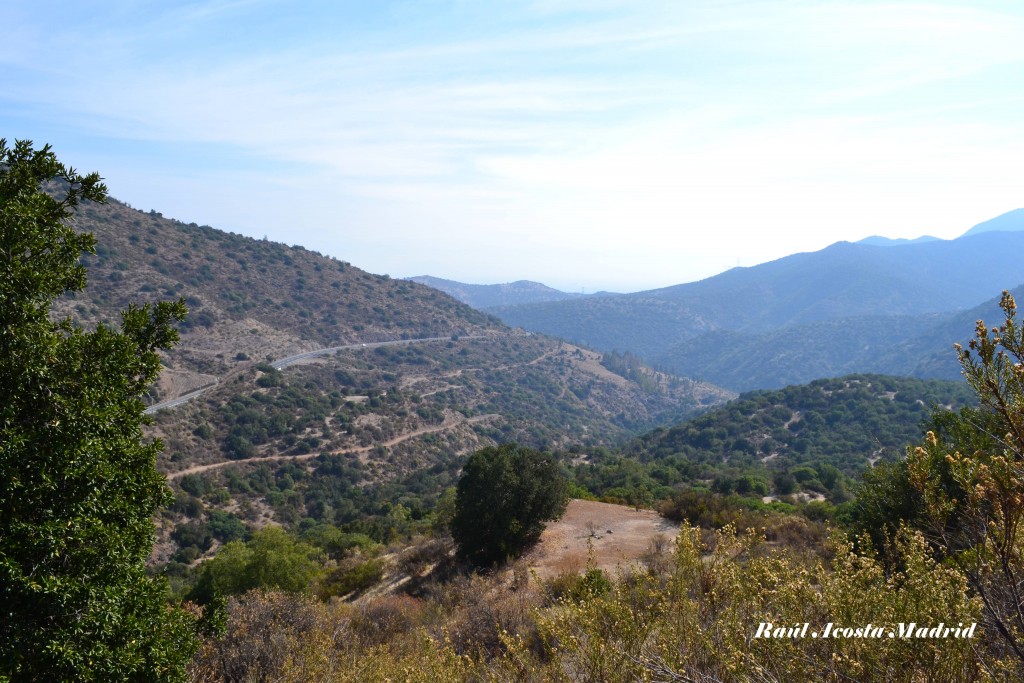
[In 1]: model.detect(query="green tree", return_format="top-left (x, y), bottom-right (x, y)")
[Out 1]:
top-left (451, 443), bottom-right (568, 566)
top-left (188, 526), bottom-right (324, 603)
top-left (0, 140), bottom-right (198, 680)
top-left (852, 406), bottom-right (997, 562)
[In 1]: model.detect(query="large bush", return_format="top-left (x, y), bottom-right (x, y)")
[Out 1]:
top-left (451, 444), bottom-right (567, 566)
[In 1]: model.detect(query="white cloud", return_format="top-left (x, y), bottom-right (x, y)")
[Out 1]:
top-left (4, 0), bottom-right (1024, 290)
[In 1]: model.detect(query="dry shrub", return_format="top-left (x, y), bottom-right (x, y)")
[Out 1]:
top-left (542, 566), bottom-right (613, 608)
top-left (189, 590), bottom-right (345, 682)
top-left (436, 574), bottom-right (545, 659)
top-left (349, 594), bottom-right (427, 647)
top-left (548, 551), bottom-right (583, 579)
top-left (762, 511), bottom-right (829, 560)
top-left (541, 525), bottom-right (992, 683)
top-left (396, 537), bottom-right (453, 577)
top-left (318, 556), bottom-right (384, 599)
top-left (640, 533), bottom-right (673, 576)
top-left (191, 589), bottom-right (477, 682)
top-left (542, 570), bottom-right (583, 606)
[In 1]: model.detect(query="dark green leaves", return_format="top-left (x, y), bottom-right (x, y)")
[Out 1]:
top-left (451, 444), bottom-right (568, 566)
top-left (0, 140), bottom-right (198, 681)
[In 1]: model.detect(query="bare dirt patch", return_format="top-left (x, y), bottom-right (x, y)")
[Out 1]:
top-left (523, 499), bottom-right (679, 580)
top-left (154, 367), bottom-right (218, 401)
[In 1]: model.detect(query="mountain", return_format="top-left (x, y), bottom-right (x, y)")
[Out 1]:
top-left (60, 196), bottom-right (731, 561)
top-left (490, 220), bottom-right (1024, 384)
top-left (59, 200), bottom-right (499, 404)
top-left (654, 283), bottom-right (1024, 391)
top-left (857, 235), bottom-right (939, 246)
top-left (859, 208), bottom-right (1024, 245)
top-left (407, 275), bottom-right (613, 309)
top-left (960, 208), bottom-right (1024, 237)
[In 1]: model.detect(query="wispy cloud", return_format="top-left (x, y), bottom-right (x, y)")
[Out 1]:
top-left (3, 0), bottom-right (1024, 290)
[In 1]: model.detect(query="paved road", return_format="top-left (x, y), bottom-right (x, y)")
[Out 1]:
top-left (143, 383), bottom-right (217, 415)
top-left (144, 334), bottom-right (489, 414)
top-left (271, 335), bottom-right (486, 370)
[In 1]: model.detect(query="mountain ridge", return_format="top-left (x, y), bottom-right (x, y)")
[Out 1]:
top-left (489, 226), bottom-right (1024, 378)
top-left (408, 274), bottom-right (616, 309)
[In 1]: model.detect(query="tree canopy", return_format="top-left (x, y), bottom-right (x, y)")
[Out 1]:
top-left (451, 443), bottom-right (568, 566)
top-left (0, 139), bottom-right (198, 680)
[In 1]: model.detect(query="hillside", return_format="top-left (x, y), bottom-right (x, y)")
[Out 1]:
top-left (408, 274), bottom-right (612, 308)
top-left (59, 199), bottom-right (502, 403)
top-left (656, 284), bottom-right (1024, 391)
top-left (857, 235), bottom-right (938, 246)
top-left (57, 196), bottom-right (731, 563)
top-left (960, 207), bottom-right (1024, 237)
top-left (616, 374), bottom-right (977, 500)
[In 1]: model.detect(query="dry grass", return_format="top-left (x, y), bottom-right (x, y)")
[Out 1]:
top-left (522, 499), bottom-right (680, 581)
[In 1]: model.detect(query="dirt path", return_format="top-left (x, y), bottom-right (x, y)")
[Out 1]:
top-left (165, 412), bottom-right (498, 480)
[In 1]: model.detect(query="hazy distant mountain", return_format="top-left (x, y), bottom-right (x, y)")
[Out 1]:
top-left (408, 275), bottom-right (614, 309)
top-left (653, 290), bottom-right (1014, 392)
top-left (493, 229), bottom-right (1024, 357)
top-left (490, 212), bottom-right (1024, 389)
top-left (856, 209), bottom-right (1024, 246)
top-left (857, 235), bottom-right (939, 247)
top-left (960, 208), bottom-right (1024, 237)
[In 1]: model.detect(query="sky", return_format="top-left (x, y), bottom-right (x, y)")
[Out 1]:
top-left (3, 1), bottom-right (1023, 292)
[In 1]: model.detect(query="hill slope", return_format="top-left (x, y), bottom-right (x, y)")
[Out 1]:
top-left (59, 200), bottom-right (500, 401)
top-left (655, 284), bottom-right (1024, 391)
top-left (408, 275), bottom-right (611, 308)
top-left (493, 229), bottom-right (1024, 359)
top-left (960, 207), bottom-right (1024, 237)
top-left (622, 374), bottom-right (977, 499)
top-left (58, 196), bottom-right (731, 560)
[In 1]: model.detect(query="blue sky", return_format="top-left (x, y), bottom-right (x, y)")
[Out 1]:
top-left (4, 1), bottom-right (1023, 292)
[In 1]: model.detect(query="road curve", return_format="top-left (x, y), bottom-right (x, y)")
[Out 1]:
top-left (271, 335), bottom-right (487, 370)
top-left (144, 334), bottom-right (491, 414)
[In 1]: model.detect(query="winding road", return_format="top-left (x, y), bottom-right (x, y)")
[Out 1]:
top-left (165, 411), bottom-right (498, 479)
top-left (144, 334), bottom-right (489, 414)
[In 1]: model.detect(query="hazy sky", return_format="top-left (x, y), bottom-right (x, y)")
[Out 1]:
top-left (4, 1), bottom-right (1023, 292)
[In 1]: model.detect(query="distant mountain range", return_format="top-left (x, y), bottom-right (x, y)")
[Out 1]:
top-left (961, 207), bottom-right (1024, 237)
top-left (655, 285), bottom-right (1021, 390)
top-left (407, 275), bottom-right (615, 309)
top-left (856, 235), bottom-right (939, 247)
top-left (480, 210), bottom-right (1024, 391)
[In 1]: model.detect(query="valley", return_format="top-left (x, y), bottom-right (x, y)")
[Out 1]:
top-left (474, 211), bottom-right (1024, 390)
top-left (8, 149), bottom-right (1022, 682)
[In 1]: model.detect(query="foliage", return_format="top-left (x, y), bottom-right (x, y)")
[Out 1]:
top-left (625, 374), bottom-right (975, 499)
top-left (187, 521), bottom-right (1009, 682)
top-left (0, 140), bottom-right (198, 680)
top-left (906, 291), bottom-right (1024, 665)
top-left (540, 525), bottom-right (992, 682)
top-left (601, 350), bottom-right (662, 393)
top-left (850, 405), bottom-right (1004, 562)
top-left (187, 526), bottom-right (324, 604)
top-left (319, 558), bottom-right (385, 598)
top-left (451, 444), bottom-right (568, 566)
